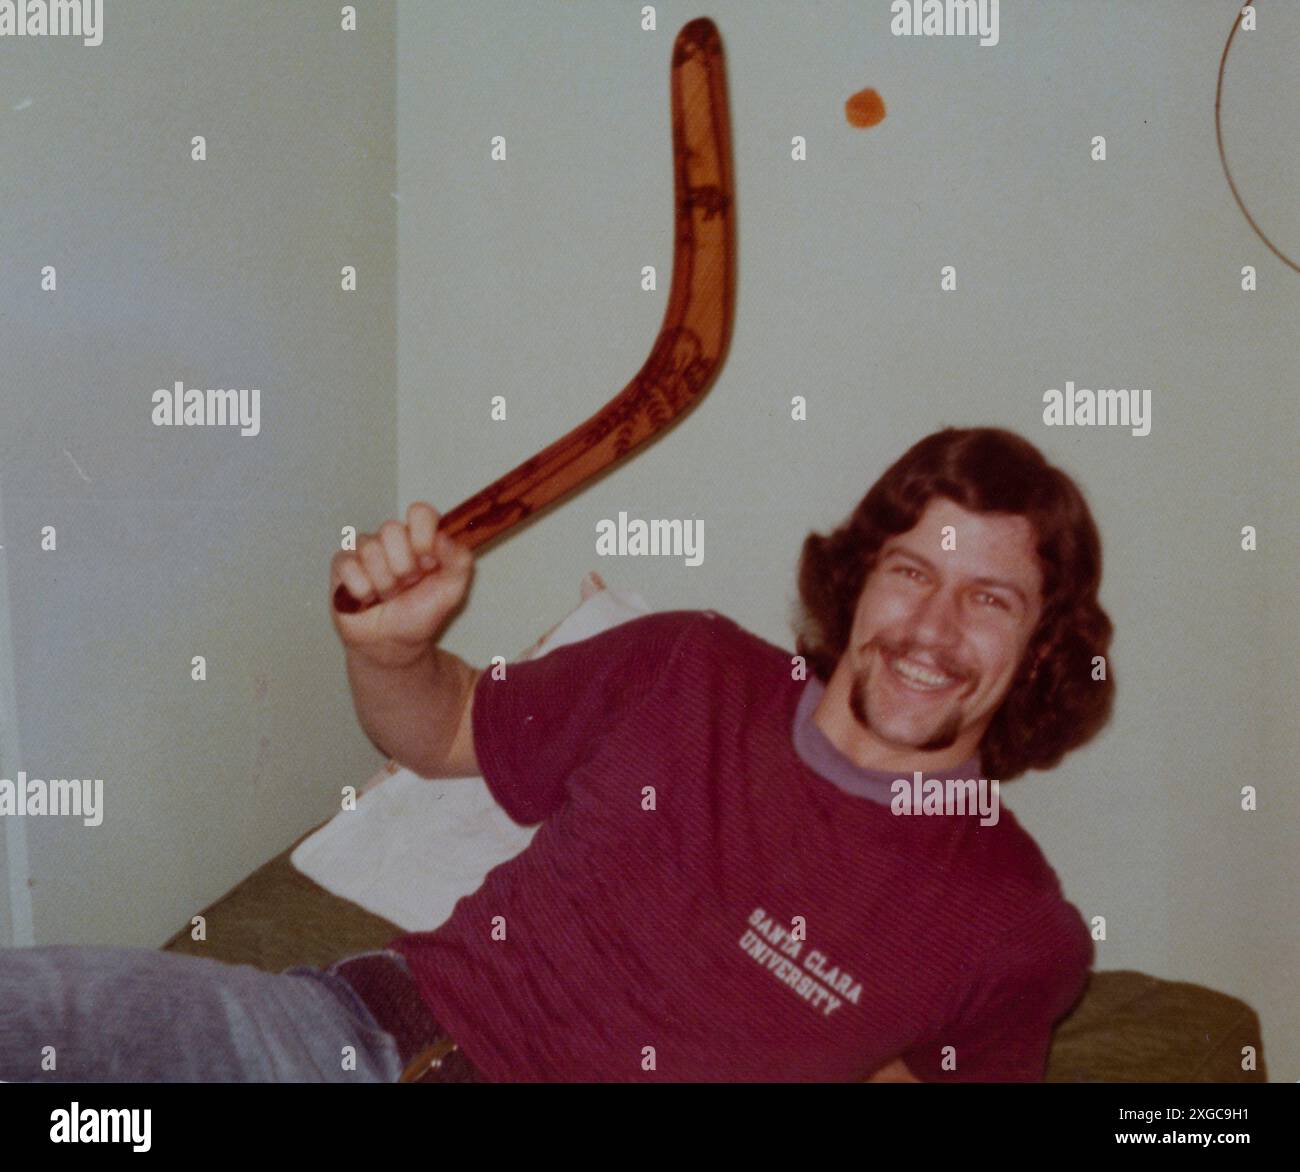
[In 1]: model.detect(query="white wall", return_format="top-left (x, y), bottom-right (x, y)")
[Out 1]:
top-left (0, 0), bottom-right (1291, 1083)
top-left (0, 2), bottom-right (398, 945)
top-left (397, 0), bottom-right (1298, 1079)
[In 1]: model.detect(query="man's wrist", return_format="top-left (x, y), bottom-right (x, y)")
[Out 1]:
top-left (345, 640), bottom-right (439, 674)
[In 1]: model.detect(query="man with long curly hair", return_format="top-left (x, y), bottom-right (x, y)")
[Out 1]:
top-left (771, 425), bottom-right (1115, 1080)
top-left (373, 424), bottom-right (1114, 1082)
top-left (793, 426), bottom-right (1114, 786)
top-left (0, 426), bottom-right (1114, 1084)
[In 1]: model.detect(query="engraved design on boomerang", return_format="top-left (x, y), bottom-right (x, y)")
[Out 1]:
top-left (335, 17), bottom-right (736, 614)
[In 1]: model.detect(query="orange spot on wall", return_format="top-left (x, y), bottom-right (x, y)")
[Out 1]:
top-left (845, 88), bottom-right (886, 128)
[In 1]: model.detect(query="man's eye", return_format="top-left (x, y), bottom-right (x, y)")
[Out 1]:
top-left (976, 592), bottom-right (1006, 609)
top-left (893, 566), bottom-right (923, 581)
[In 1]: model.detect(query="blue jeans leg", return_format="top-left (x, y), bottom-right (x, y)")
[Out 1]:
top-left (0, 946), bottom-right (407, 1083)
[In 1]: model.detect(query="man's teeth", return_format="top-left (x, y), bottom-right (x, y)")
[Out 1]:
top-left (888, 654), bottom-right (956, 689)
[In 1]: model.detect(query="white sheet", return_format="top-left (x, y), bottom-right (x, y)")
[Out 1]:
top-left (290, 584), bottom-right (652, 931)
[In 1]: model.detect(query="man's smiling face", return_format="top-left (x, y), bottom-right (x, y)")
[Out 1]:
top-left (816, 497), bottom-right (1045, 774)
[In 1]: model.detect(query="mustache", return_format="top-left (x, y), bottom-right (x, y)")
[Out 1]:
top-left (870, 639), bottom-right (969, 683)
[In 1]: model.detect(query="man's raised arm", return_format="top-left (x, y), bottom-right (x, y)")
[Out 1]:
top-left (330, 502), bottom-right (482, 780)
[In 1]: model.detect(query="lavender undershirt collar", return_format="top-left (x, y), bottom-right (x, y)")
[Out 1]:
top-left (791, 676), bottom-right (982, 806)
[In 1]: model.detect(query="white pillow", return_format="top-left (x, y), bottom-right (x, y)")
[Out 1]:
top-left (290, 576), bottom-right (652, 931)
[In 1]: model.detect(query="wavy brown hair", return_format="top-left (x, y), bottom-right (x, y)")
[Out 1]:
top-left (791, 427), bottom-right (1115, 781)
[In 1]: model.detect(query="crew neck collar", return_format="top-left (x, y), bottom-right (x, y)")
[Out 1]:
top-left (791, 676), bottom-right (983, 805)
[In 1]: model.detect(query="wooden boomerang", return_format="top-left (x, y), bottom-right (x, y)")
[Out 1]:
top-left (334, 17), bottom-right (736, 614)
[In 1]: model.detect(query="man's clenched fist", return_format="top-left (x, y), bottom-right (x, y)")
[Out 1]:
top-left (330, 502), bottom-right (474, 668)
